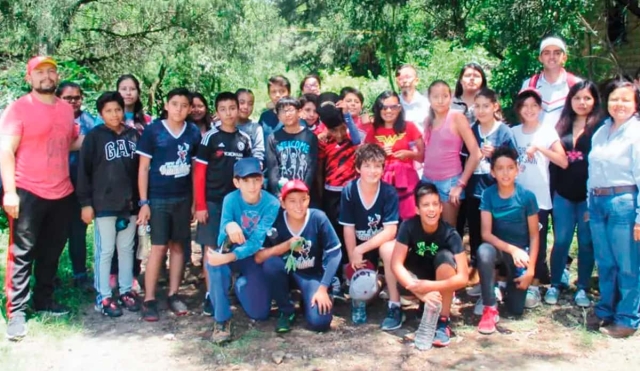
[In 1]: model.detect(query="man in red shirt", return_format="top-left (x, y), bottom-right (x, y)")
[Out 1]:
top-left (0, 56), bottom-right (82, 341)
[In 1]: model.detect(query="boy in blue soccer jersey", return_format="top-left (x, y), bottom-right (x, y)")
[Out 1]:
top-left (339, 143), bottom-right (401, 329)
top-left (257, 180), bottom-right (342, 333)
top-left (136, 88), bottom-right (202, 322)
top-left (206, 157), bottom-right (281, 344)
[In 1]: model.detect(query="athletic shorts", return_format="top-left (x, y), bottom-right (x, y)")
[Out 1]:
top-left (149, 197), bottom-right (191, 246)
top-left (407, 249), bottom-right (457, 281)
top-left (195, 201), bottom-right (223, 247)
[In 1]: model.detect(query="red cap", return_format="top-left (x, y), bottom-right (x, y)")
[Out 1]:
top-left (344, 261), bottom-right (376, 280)
top-left (26, 56), bottom-right (57, 75)
top-left (280, 179), bottom-right (309, 200)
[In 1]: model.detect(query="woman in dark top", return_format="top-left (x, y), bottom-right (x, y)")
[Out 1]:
top-left (545, 81), bottom-right (603, 307)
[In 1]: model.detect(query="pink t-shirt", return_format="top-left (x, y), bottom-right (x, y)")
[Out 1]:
top-left (0, 93), bottom-right (77, 199)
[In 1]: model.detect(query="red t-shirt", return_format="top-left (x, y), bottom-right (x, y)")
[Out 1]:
top-left (318, 129), bottom-right (357, 190)
top-left (0, 93), bottom-right (77, 199)
top-left (364, 121), bottom-right (421, 164)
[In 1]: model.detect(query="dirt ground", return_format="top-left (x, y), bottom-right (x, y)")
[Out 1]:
top-left (2, 245), bottom-right (639, 371)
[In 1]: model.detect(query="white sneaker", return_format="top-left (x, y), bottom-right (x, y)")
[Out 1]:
top-left (574, 289), bottom-right (591, 308)
top-left (467, 284), bottom-right (482, 297)
top-left (474, 297), bottom-right (484, 316)
top-left (525, 288), bottom-right (542, 309)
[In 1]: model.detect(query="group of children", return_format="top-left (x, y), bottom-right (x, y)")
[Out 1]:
top-left (69, 34), bottom-right (640, 347)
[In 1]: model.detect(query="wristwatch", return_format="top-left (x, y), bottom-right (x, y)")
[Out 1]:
top-left (138, 200), bottom-right (150, 207)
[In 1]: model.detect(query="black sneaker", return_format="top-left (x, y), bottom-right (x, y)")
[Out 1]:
top-left (203, 293), bottom-right (213, 316)
top-left (96, 297), bottom-right (123, 318)
top-left (142, 300), bottom-right (160, 322)
top-left (211, 320), bottom-right (232, 344)
top-left (275, 311), bottom-right (296, 333)
top-left (168, 294), bottom-right (188, 316)
top-left (119, 291), bottom-right (141, 312)
top-left (35, 301), bottom-right (70, 316)
top-left (6, 313), bottom-right (27, 341)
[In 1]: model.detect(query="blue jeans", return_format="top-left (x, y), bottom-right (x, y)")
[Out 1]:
top-left (589, 191), bottom-right (640, 329)
top-left (206, 257), bottom-right (271, 323)
top-left (551, 194), bottom-right (594, 290)
top-left (263, 257), bottom-right (332, 332)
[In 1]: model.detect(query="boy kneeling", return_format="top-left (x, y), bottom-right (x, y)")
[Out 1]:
top-left (258, 180), bottom-right (342, 333)
top-left (206, 157), bottom-right (281, 344)
top-left (391, 182), bottom-right (469, 347)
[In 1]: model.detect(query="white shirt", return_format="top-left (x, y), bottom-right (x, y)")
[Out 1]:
top-left (400, 91), bottom-right (430, 133)
top-left (521, 70), bottom-right (581, 129)
top-left (511, 124), bottom-right (560, 210)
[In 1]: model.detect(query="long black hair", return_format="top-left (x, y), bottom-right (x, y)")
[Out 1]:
top-left (602, 78), bottom-right (640, 120)
top-left (555, 81), bottom-right (603, 137)
top-left (116, 74), bottom-right (146, 126)
top-left (454, 63), bottom-right (488, 98)
top-left (188, 92), bottom-right (212, 131)
top-left (372, 90), bottom-right (406, 134)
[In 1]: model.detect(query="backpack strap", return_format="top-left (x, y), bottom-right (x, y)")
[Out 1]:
top-left (528, 73), bottom-right (541, 89)
top-left (566, 72), bottom-right (578, 88)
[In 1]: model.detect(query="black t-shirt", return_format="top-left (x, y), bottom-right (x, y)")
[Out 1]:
top-left (396, 217), bottom-right (463, 274)
top-left (196, 127), bottom-right (252, 202)
top-left (551, 129), bottom-right (594, 202)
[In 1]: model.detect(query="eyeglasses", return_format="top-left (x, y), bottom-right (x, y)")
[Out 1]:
top-left (381, 104), bottom-right (402, 111)
top-left (279, 108), bottom-right (298, 115)
top-left (62, 96), bottom-right (82, 102)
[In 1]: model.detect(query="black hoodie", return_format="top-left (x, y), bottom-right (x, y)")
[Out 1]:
top-left (77, 124), bottom-right (140, 215)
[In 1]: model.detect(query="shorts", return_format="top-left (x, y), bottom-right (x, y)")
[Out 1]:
top-left (407, 249), bottom-right (457, 281)
top-left (195, 201), bottom-right (223, 247)
top-left (421, 174), bottom-right (465, 203)
top-left (356, 239), bottom-right (381, 269)
top-left (149, 197), bottom-right (191, 246)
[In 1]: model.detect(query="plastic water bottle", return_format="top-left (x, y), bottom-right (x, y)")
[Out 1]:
top-left (351, 300), bottom-right (367, 325)
top-left (515, 247), bottom-right (530, 277)
top-left (266, 227), bottom-right (278, 244)
top-left (414, 301), bottom-right (442, 351)
top-left (136, 225), bottom-right (151, 260)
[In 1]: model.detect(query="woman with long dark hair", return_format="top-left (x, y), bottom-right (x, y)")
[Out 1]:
top-left (116, 74), bottom-right (151, 133)
top-left (189, 92), bottom-right (213, 134)
top-left (588, 79), bottom-right (640, 338)
top-left (365, 90), bottom-right (424, 220)
top-left (544, 81), bottom-right (602, 307)
top-left (452, 63), bottom-right (488, 124)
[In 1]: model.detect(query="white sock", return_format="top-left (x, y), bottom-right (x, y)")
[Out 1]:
top-left (389, 301), bottom-right (401, 309)
top-left (529, 285), bottom-right (539, 292)
top-left (497, 281), bottom-right (507, 289)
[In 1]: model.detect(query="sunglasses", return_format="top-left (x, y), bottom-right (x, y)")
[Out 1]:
top-left (381, 104), bottom-right (402, 111)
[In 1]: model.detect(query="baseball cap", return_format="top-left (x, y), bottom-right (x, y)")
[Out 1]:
top-left (280, 179), bottom-right (309, 200)
top-left (345, 261), bottom-right (378, 301)
top-left (539, 37), bottom-right (566, 54)
top-left (26, 56), bottom-right (57, 75)
top-left (233, 157), bottom-right (262, 178)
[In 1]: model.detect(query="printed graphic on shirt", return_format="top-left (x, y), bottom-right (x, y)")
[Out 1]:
top-left (105, 140), bottom-right (136, 160)
top-left (241, 210), bottom-right (261, 233)
top-left (375, 133), bottom-right (405, 147)
top-left (567, 149), bottom-right (583, 163)
top-left (415, 241), bottom-right (439, 257)
top-left (356, 213), bottom-right (382, 241)
top-left (276, 140), bottom-right (311, 181)
top-left (159, 143), bottom-right (191, 178)
top-left (290, 238), bottom-right (316, 270)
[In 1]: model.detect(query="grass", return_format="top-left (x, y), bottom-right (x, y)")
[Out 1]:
top-left (0, 224), bottom-right (95, 337)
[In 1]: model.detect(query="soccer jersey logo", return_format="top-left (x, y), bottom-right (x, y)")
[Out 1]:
top-left (241, 210), bottom-right (261, 233)
top-left (159, 143), bottom-right (191, 178)
top-left (237, 141), bottom-right (245, 151)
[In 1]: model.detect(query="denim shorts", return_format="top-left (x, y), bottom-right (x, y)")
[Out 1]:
top-left (421, 174), bottom-right (464, 203)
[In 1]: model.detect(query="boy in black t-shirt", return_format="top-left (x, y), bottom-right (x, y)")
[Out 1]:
top-left (194, 92), bottom-right (252, 314)
top-left (391, 182), bottom-right (469, 348)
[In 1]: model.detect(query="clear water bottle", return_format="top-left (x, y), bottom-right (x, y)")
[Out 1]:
top-left (351, 300), bottom-right (367, 325)
top-left (515, 247), bottom-right (530, 277)
top-left (266, 227), bottom-right (278, 244)
top-left (136, 224), bottom-right (151, 260)
top-left (414, 301), bottom-right (442, 351)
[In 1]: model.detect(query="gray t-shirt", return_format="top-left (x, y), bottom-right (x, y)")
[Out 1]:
top-left (480, 183), bottom-right (539, 248)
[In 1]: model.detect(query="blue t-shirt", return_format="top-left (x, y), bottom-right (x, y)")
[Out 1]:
top-left (271, 208), bottom-right (341, 278)
top-left (468, 122), bottom-right (516, 199)
top-left (136, 120), bottom-right (201, 199)
top-left (480, 183), bottom-right (539, 248)
top-left (218, 189), bottom-right (281, 261)
top-left (339, 179), bottom-right (399, 242)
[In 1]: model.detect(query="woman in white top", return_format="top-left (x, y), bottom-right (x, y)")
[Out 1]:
top-left (510, 88), bottom-right (568, 309)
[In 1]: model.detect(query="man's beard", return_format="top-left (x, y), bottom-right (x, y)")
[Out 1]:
top-left (34, 85), bottom-right (57, 94)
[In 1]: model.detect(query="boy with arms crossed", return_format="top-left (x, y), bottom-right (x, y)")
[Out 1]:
top-left (391, 182), bottom-right (469, 347)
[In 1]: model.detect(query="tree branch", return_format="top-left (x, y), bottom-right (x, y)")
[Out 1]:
top-left (77, 26), bottom-right (174, 39)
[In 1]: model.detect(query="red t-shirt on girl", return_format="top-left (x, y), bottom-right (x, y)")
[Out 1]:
top-left (364, 121), bottom-right (421, 164)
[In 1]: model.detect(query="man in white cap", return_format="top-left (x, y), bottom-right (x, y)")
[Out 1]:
top-left (0, 56), bottom-right (83, 341)
top-left (521, 36), bottom-right (581, 129)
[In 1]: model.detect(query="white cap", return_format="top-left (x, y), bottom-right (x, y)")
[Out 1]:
top-left (540, 37), bottom-right (566, 54)
top-left (348, 268), bottom-right (378, 301)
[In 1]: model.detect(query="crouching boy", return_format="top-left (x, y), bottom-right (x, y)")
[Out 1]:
top-left (391, 182), bottom-right (469, 347)
top-left (257, 180), bottom-right (342, 333)
top-left (206, 157), bottom-right (280, 344)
